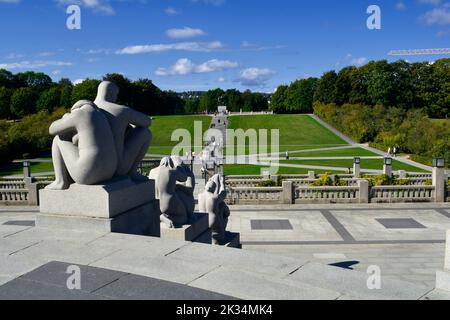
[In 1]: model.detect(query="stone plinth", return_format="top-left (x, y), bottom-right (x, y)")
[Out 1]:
top-left (436, 230), bottom-right (450, 291)
top-left (37, 177), bottom-right (159, 236)
top-left (159, 213), bottom-right (211, 243)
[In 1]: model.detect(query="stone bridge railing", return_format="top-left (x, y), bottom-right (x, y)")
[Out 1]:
top-left (226, 186), bottom-right (285, 205)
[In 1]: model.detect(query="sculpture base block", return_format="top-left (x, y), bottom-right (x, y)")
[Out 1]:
top-left (159, 213), bottom-right (210, 242)
top-left (37, 177), bottom-right (159, 236)
top-left (39, 177), bottom-right (155, 219)
top-left (436, 270), bottom-right (450, 292)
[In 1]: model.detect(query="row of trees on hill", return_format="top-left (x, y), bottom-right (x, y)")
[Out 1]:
top-left (0, 71), bottom-right (187, 119)
top-left (271, 59), bottom-right (450, 118)
top-left (183, 89), bottom-right (269, 113)
top-left (0, 70), bottom-right (270, 120)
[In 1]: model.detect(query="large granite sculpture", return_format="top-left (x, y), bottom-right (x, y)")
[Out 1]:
top-left (94, 81), bottom-right (152, 177)
top-left (198, 174), bottom-right (230, 244)
top-left (46, 100), bottom-right (118, 190)
top-left (47, 81), bottom-right (152, 190)
top-left (154, 157), bottom-right (196, 228)
top-left (38, 81), bottom-right (157, 236)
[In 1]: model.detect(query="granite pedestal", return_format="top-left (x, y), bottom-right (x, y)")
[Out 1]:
top-left (159, 213), bottom-right (212, 244)
top-left (37, 177), bottom-right (159, 236)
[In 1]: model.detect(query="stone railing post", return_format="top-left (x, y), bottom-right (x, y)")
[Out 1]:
top-left (308, 171), bottom-right (315, 179)
top-left (282, 180), bottom-right (293, 204)
top-left (432, 166), bottom-right (445, 203)
top-left (357, 179), bottom-right (369, 203)
top-left (26, 182), bottom-right (39, 206)
top-left (436, 230), bottom-right (450, 291)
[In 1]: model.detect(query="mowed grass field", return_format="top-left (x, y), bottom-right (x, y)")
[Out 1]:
top-left (226, 114), bottom-right (348, 155)
top-left (283, 159), bottom-right (426, 172)
top-left (148, 115), bottom-right (212, 156)
top-left (0, 161), bottom-right (54, 177)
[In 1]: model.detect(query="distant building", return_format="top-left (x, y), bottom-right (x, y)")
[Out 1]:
top-left (218, 106), bottom-right (227, 114)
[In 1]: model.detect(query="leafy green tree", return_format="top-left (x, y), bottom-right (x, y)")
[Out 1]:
top-left (314, 71), bottom-right (337, 104)
top-left (0, 69), bottom-right (14, 88)
top-left (335, 67), bottom-right (356, 105)
top-left (71, 79), bottom-right (101, 105)
top-left (10, 87), bottom-right (38, 118)
top-left (199, 89), bottom-right (224, 112)
top-left (14, 71), bottom-right (53, 90)
top-left (0, 87), bottom-right (12, 119)
top-left (286, 78), bottom-right (318, 113)
top-left (270, 85), bottom-right (288, 113)
top-left (58, 78), bottom-right (73, 109)
top-left (37, 87), bottom-right (61, 113)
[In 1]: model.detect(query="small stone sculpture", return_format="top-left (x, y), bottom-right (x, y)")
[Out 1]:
top-left (94, 81), bottom-right (152, 177)
top-left (46, 101), bottom-right (118, 190)
top-left (156, 157), bottom-right (196, 228)
top-left (198, 174), bottom-right (230, 244)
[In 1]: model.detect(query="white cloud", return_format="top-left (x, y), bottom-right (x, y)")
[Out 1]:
top-left (236, 68), bottom-right (275, 87)
top-left (73, 78), bottom-right (85, 85)
top-left (396, 2), bottom-right (406, 11)
top-left (166, 27), bottom-right (206, 39)
top-left (217, 77), bottom-right (226, 83)
top-left (351, 57), bottom-right (368, 67)
top-left (156, 58), bottom-right (238, 76)
top-left (418, 0), bottom-right (442, 5)
top-left (0, 60), bottom-right (73, 70)
top-left (55, 0), bottom-right (115, 15)
top-left (116, 41), bottom-right (224, 54)
top-left (164, 7), bottom-right (179, 15)
top-left (422, 7), bottom-right (450, 25)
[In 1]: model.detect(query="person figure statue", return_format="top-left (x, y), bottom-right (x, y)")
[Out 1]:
top-left (94, 81), bottom-right (152, 177)
top-left (156, 157), bottom-right (196, 228)
top-left (198, 174), bottom-right (230, 244)
top-left (46, 100), bottom-right (118, 190)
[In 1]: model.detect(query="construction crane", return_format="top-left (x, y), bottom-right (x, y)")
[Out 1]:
top-left (388, 48), bottom-right (450, 56)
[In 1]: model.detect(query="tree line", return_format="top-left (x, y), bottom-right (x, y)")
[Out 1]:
top-left (271, 58), bottom-right (449, 118)
top-left (0, 70), bottom-right (270, 121)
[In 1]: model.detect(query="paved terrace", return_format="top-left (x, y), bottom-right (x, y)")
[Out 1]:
top-left (0, 204), bottom-right (450, 300)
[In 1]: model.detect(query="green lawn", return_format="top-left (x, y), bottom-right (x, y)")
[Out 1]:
top-left (224, 164), bottom-right (340, 176)
top-left (148, 115), bottom-right (212, 156)
top-left (0, 161), bottom-right (54, 177)
top-left (282, 159), bottom-right (427, 172)
top-left (226, 114), bottom-right (348, 155)
top-left (289, 147), bottom-right (378, 157)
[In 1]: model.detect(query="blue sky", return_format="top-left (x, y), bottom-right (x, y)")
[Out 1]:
top-left (0, 0), bottom-right (449, 92)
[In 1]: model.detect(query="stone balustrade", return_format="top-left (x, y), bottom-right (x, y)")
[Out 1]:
top-left (295, 186), bottom-right (360, 204)
top-left (0, 182), bottom-right (26, 189)
top-left (0, 189), bottom-right (29, 205)
top-left (226, 187), bottom-right (284, 205)
top-left (370, 185), bottom-right (435, 203)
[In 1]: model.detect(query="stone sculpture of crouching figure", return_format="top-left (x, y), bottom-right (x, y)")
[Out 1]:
top-left (46, 101), bottom-right (118, 190)
top-left (157, 157), bottom-right (196, 228)
top-left (198, 174), bottom-right (230, 244)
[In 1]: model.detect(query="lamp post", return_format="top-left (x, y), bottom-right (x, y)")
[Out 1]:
top-left (432, 157), bottom-right (445, 203)
top-left (383, 157), bottom-right (393, 178)
top-left (353, 157), bottom-right (361, 178)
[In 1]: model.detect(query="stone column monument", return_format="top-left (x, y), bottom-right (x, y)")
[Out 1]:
top-left (37, 82), bottom-right (159, 236)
